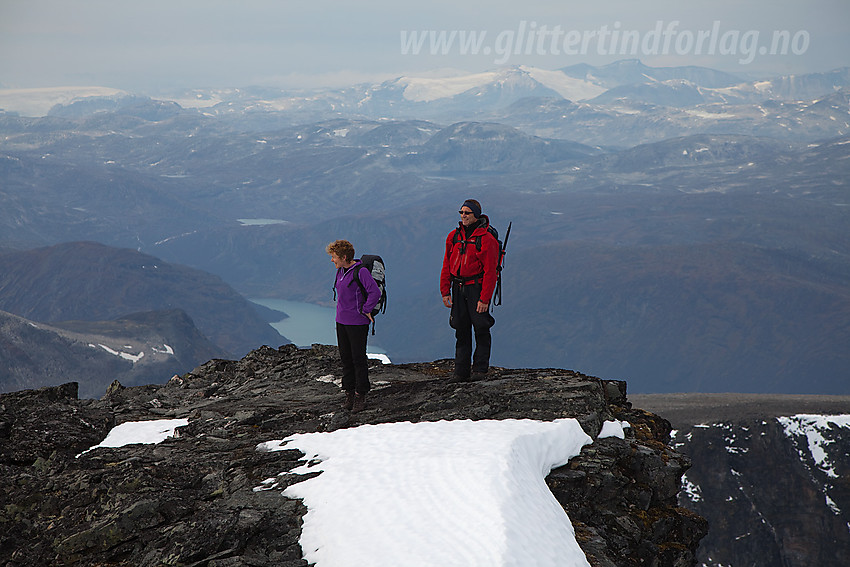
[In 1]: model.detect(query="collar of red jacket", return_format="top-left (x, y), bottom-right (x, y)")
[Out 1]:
top-left (457, 214), bottom-right (490, 235)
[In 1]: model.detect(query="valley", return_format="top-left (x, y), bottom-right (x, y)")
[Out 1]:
top-left (0, 60), bottom-right (847, 395)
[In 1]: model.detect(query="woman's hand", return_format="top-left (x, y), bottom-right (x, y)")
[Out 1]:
top-left (442, 295), bottom-right (452, 308)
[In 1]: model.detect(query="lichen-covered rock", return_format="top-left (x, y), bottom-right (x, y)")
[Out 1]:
top-left (0, 344), bottom-right (706, 566)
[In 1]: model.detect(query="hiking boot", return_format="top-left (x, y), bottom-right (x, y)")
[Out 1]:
top-left (343, 390), bottom-right (356, 410)
top-left (448, 374), bottom-right (470, 384)
top-left (352, 392), bottom-right (367, 413)
top-left (470, 371), bottom-right (488, 382)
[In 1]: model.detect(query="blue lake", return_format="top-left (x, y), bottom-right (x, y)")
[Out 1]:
top-left (251, 298), bottom-right (387, 357)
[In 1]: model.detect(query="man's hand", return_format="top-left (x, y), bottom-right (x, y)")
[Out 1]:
top-left (476, 301), bottom-right (489, 313)
top-left (442, 295), bottom-right (452, 308)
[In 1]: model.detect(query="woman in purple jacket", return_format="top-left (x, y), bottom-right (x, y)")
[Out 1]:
top-left (327, 239), bottom-right (381, 413)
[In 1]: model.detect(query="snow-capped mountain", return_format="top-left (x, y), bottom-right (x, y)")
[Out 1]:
top-left (0, 86), bottom-right (128, 117)
top-left (560, 58), bottom-right (744, 89)
top-left (166, 61), bottom-right (850, 127)
top-left (3, 61), bottom-right (849, 129)
top-left (390, 65), bottom-right (606, 103)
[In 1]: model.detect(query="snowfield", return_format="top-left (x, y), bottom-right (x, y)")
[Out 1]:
top-left (79, 416), bottom-right (640, 566)
top-left (258, 418), bottom-right (596, 567)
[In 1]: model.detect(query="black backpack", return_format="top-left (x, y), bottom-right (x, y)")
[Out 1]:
top-left (451, 222), bottom-right (511, 306)
top-left (352, 255), bottom-right (387, 334)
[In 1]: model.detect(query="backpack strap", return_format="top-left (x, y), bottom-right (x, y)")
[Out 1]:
top-left (451, 228), bottom-right (487, 285)
top-left (332, 267), bottom-right (342, 300)
top-left (352, 265), bottom-right (368, 300)
top-left (352, 265), bottom-right (377, 335)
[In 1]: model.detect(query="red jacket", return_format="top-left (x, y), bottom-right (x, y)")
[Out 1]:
top-left (440, 215), bottom-right (499, 303)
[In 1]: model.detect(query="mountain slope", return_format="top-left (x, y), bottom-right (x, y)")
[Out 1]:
top-left (560, 59), bottom-right (744, 90)
top-left (0, 308), bottom-right (224, 398)
top-left (0, 242), bottom-right (284, 357)
top-left (401, 121), bottom-right (602, 172)
top-left (0, 148), bottom-right (223, 249)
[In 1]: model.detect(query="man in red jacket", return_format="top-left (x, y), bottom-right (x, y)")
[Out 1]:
top-left (440, 199), bottom-right (498, 382)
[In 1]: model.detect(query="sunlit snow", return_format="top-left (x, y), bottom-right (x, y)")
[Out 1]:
top-left (522, 66), bottom-right (606, 100)
top-left (398, 66), bottom-right (605, 103)
top-left (95, 343), bottom-right (144, 363)
top-left (681, 473), bottom-right (703, 503)
top-left (367, 352), bottom-right (391, 364)
top-left (257, 418), bottom-right (596, 567)
top-left (401, 70), bottom-right (502, 102)
top-left (598, 420), bottom-right (631, 439)
top-left (74, 406), bottom-right (641, 564)
top-left (77, 418), bottom-right (188, 457)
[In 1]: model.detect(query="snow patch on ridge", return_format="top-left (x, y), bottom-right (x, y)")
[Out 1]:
top-left (257, 418), bottom-right (593, 566)
top-left (77, 418), bottom-right (188, 457)
top-left (95, 343), bottom-right (144, 363)
top-left (522, 66), bottom-right (606, 101)
top-left (401, 70), bottom-right (502, 102)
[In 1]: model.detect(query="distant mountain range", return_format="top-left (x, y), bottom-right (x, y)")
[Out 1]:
top-left (3, 60), bottom-right (849, 137)
top-left (0, 60), bottom-right (847, 395)
top-left (154, 60), bottom-right (850, 123)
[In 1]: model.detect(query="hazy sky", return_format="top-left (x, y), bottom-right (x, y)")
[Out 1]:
top-left (1, 0), bottom-right (848, 92)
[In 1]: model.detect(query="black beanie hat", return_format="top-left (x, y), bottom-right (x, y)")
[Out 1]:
top-left (461, 200), bottom-right (482, 218)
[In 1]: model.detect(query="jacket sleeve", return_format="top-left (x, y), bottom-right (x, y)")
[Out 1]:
top-left (478, 232), bottom-right (500, 304)
top-left (360, 266), bottom-right (382, 314)
top-left (439, 231), bottom-right (454, 297)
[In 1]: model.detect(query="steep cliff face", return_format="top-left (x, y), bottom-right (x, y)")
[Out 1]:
top-left (673, 416), bottom-right (850, 567)
top-left (0, 345), bottom-right (706, 566)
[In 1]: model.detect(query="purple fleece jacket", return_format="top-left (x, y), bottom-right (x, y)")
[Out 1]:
top-left (335, 260), bottom-right (381, 325)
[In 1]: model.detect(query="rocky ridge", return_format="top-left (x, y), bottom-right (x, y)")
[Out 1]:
top-left (0, 344), bottom-right (707, 566)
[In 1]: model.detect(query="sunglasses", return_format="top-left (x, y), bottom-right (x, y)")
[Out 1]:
top-left (458, 210), bottom-right (475, 215)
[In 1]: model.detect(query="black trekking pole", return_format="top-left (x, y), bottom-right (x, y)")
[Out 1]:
top-left (502, 221), bottom-right (512, 254)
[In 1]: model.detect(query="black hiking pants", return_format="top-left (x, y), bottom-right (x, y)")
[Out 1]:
top-left (450, 282), bottom-right (495, 378)
top-left (336, 322), bottom-right (371, 394)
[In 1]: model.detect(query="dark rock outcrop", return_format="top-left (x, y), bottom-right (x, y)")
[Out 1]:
top-left (0, 345), bottom-right (706, 566)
